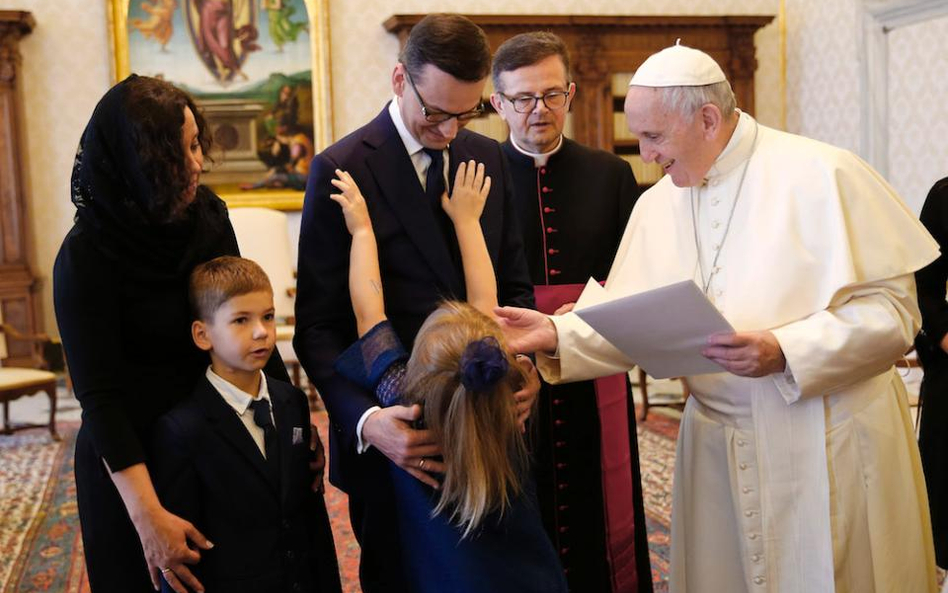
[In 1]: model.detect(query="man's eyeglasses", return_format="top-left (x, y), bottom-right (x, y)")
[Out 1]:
top-left (405, 70), bottom-right (485, 124)
top-left (499, 89), bottom-right (572, 114)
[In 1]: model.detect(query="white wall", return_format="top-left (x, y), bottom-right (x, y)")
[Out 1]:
top-left (887, 15), bottom-right (948, 212)
top-left (6, 0), bottom-right (946, 337)
top-left (0, 0), bottom-right (113, 335)
top-left (327, 0), bottom-right (782, 138)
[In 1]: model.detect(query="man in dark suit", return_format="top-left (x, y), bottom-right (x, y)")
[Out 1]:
top-left (294, 14), bottom-right (537, 593)
top-left (490, 32), bottom-right (651, 593)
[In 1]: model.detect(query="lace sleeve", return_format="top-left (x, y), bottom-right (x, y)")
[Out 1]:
top-left (333, 320), bottom-right (408, 406)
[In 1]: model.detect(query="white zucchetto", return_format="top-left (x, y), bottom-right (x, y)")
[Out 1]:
top-left (629, 40), bottom-right (726, 87)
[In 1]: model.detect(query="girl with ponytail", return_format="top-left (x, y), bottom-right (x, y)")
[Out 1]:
top-left (330, 163), bottom-right (566, 593)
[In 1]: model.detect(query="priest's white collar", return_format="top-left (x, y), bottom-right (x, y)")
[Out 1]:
top-left (388, 96), bottom-right (426, 157)
top-left (509, 134), bottom-right (564, 167)
top-left (705, 110), bottom-right (756, 182)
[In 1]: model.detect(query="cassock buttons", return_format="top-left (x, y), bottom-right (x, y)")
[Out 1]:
top-left (540, 167), bottom-right (547, 175)
top-left (556, 462), bottom-right (568, 469)
top-left (546, 227), bottom-right (558, 234)
top-left (543, 206), bottom-right (556, 213)
top-left (550, 269), bottom-right (561, 276)
top-left (548, 248), bottom-right (560, 255)
top-left (557, 482), bottom-right (569, 490)
top-left (542, 186), bottom-right (552, 193)
top-left (554, 418), bottom-right (566, 426)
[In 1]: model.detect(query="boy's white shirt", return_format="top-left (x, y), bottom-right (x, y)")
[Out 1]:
top-left (206, 367), bottom-right (274, 459)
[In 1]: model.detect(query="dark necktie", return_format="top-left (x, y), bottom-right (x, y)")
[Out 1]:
top-left (249, 398), bottom-right (280, 485)
top-left (423, 147), bottom-right (445, 208)
top-left (422, 147), bottom-right (460, 266)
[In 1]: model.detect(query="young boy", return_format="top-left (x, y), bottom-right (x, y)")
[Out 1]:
top-left (151, 256), bottom-right (341, 593)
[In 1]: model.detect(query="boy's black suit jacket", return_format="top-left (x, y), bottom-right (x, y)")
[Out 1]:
top-left (152, 375), bottom-right (341, 593)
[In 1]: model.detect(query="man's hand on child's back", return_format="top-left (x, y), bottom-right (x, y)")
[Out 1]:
top-left (310, 423), bottom-right (326, 494)
top-left (514, 355), bottom-right (540, 431)
top-left (362, 404), bottom-right (445, 489)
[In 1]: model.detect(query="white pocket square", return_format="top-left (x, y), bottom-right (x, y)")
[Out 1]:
top-left (292, 426), bottom-right (304, 445)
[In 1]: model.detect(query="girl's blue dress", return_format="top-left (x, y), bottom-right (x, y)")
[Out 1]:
top-left (335, 321), bottom-right (568, 593)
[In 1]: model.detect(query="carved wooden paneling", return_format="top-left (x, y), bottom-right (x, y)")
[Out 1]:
top-left (0, 11), bottom-right (41, 368)
top-left (384, 15), bottom-right (774, 154)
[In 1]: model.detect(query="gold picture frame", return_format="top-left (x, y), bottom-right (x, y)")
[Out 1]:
top-left (106, 0), bottom-right (332, 211)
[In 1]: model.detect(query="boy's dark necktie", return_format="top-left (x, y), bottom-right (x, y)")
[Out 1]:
top-left (249, 398), bottom-right (280, 485)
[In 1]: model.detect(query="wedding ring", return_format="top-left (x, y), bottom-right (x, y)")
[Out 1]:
top-left (418, 458), bottom-right (426, 470)
top-left (160, 568), bottom-right (172, 574)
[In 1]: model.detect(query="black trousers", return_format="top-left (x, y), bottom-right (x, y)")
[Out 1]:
top-left (347, 488), bottom-right (409, 593)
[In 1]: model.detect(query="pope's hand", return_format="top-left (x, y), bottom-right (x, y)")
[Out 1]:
top-left (702, 331), bottom-right (786, 377)
top-left (494, 306), bottom-right (558, 354)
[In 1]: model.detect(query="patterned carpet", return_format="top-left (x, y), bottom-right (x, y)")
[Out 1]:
top-left (0, 410), bottom-right (679, 593)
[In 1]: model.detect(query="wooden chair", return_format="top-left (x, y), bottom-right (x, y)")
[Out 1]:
top-left (0, 322), bottom-right (59, 440)
top-left (637, 368), bottom-right (689, 421)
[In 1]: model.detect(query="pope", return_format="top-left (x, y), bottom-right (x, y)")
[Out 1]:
top-left (496, 42), bottom-right (940, 593)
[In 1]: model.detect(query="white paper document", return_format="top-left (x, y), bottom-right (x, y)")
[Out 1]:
top-left (573, 279), bottom-right (734, 379)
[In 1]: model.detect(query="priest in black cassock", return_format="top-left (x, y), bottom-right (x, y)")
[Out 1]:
top-left (490, 32), bottom-right (650, 593)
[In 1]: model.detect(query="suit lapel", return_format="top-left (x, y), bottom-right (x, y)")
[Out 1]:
top-left (196, 379), bottom-right (279, 498)
top-left (363, 109), bottom-right (461, 292)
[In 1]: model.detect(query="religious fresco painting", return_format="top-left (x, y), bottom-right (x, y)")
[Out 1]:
top-left (121, 0), bottom-right (316, 204)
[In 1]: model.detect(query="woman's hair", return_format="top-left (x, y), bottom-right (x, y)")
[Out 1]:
top-left (123, 76), bottom-right (212, 221)
top-left (402, 301), bottom-right (529, 538)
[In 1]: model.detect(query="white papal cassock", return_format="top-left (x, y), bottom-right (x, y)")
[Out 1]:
top-left (538, 112), bottom-right (940, 593)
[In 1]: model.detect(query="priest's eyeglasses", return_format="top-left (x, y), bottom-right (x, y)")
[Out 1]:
top-left (405, 70), bottom-right (485, 124)
top-left (499, 90), bottom-right (571, 113)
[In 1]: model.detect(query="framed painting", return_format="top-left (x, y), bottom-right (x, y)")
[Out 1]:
top-left (107, 0), bottom-right (331, 210)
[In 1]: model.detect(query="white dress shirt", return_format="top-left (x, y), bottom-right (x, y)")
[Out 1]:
top-left (206, 367), bottom-right (274, 459)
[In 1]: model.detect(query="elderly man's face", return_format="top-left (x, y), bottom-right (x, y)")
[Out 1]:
top-left (393, 62), bottom-right (486, 150)
top-left (490, 55), bottom-right (575, 154)
top-left (624, 86), bottom-right (718, 188)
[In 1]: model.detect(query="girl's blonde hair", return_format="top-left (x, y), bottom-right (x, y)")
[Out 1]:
top-left (402, 301), bottom-right (529, 538)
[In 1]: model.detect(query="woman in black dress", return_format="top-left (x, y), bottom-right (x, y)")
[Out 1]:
top-left (915, 176), bottom-right (948, 571)
top-left (54, 75), bottom-right (292, 592)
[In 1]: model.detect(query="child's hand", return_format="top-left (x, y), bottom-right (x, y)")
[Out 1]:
top-left (330, 169), bottom-right (372, 235)
top-left (442, 160), bottom-right (491, 226)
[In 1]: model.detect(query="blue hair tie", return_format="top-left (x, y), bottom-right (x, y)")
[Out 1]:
top-left (459, 337), bottom-right (509, 393)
